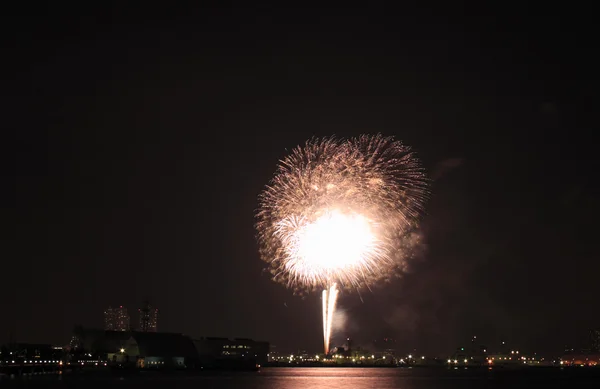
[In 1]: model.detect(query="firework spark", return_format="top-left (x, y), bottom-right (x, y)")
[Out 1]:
top-left (256, 134), bottom-right (428, 353)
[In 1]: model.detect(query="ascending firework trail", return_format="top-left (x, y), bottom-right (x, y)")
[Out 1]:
top-left (256, 134), bottom-right (428, 354)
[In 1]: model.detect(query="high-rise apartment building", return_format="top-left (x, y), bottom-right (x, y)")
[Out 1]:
top-left (590, 328), bottom-right (600, 352)
top-left (104, 307), bottom-right (115, 331)
top-left (104, 306), bottom-right (130, 331)
top-left (138, 301), bottom-right (158, 332)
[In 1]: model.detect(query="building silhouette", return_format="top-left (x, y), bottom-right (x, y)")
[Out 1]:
top-left (590, 328), bottom-right (600, 352)
top-left (104, 306), bottom-right (130, 331)
top-left (138, 301), bottom-right (158, 332)
top-left (69, 326), bottom-right (269, 369)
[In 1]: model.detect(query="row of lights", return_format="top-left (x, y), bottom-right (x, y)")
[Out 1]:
top-left (447, 359), bottom-right (469, 364)
top-left (77, 361), bottom-right (107, 366)
top-left (277, 354), bottom-right (427, 362)
top-left (8, 361), bottom-right (112, 367)
top-left (282, 354), bottom-right (407, 361)
top-left (2, 360), bottom-right (61, 364)
top-left (332, 355), bottom-right (387, 360)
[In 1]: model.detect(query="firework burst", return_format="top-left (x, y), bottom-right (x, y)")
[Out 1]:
top-left (256, 134), bottom-right (428, 353)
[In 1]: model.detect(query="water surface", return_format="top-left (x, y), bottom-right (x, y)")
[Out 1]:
top-left (3, 367), bottom-right (600, 388)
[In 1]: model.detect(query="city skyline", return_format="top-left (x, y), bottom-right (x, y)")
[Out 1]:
top-left (102, 303), bottom-right (159, 333)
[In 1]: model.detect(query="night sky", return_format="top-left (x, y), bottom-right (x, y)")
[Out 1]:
top-left (6, 4), bottom-right (598, 355)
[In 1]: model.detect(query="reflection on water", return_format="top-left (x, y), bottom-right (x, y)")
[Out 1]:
top-left (258, 368), bottom-right (407, 389)
top-left (2, 367), bottom-right (600, 389)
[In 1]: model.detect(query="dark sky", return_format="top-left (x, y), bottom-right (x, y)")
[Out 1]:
top-left (5, 4), bottom-right (598, 356)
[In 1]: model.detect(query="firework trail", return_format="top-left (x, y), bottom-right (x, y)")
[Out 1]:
top-left (256, 134), bottom-right (428, 354)
top-left (322, 284), bottom-right (339, 355)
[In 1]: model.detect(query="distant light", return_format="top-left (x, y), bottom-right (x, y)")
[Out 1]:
top-left (408, 354), bottom-right (412, 359)
top-left (371, 355), bottom-right (375, 359)
top-left (447, 359), bottom-right (451, 363)
top-left (464, 359), bottom-right (468, 363)
top-left (383, 356), bottom-right (386, 359)
top-left (421, 356), bottom-right (425, 360)
top-left (120, 348), bottom-right (125, 353)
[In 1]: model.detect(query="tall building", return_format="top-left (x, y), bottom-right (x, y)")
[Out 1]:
top-left (138, 301), bottom-right (159, 332)
top-left (104, 307), bottom-right (115, 330)
top-left (590, 328), bottom-right (600, 352)
top-left (104, 306), bottom-right (130, 331)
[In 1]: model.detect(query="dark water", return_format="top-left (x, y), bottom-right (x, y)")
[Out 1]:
top-left (2, 367), bottom-right (600, 388)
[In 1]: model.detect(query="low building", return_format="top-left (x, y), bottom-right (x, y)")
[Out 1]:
top-left (3, 343), bottom-right (61, 361)
top-left (109, 332), bottom-right (197, 368)
top-left (193, 337), bottom-right (269, 367)
top-left (70, 326), bottom-right (131, 356)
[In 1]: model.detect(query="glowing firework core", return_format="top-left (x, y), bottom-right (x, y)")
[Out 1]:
top-left (281, 210), bottom-right (379, 280)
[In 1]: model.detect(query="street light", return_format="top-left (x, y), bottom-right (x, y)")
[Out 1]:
top-left (120, 348), bottom-right (125, 353)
